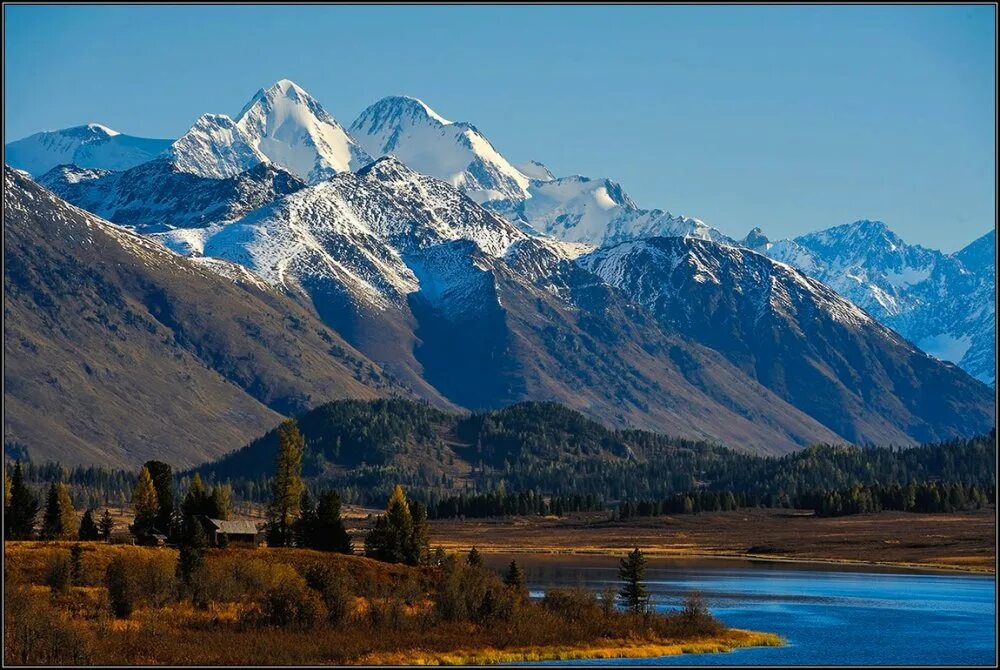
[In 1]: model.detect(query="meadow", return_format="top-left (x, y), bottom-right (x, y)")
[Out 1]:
top-left (3, 541), bottom-right (780, 665)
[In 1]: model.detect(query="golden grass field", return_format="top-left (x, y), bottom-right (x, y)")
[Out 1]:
top-left (3, 541), bottom-right (782, 665)
top-left (430, 507), bottom-right (997, 573)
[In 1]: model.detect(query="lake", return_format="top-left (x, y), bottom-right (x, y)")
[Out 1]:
top-left (487, 555), bottom-right (996, 666)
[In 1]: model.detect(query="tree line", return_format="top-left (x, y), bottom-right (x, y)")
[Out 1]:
top-left (617, 480), bottom-right (995, 519)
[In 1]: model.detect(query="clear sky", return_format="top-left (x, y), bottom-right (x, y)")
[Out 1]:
top-left (3, 5), bottom-right (995, 250)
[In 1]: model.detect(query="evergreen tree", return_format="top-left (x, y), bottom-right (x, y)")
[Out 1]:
top-left (5, 461), bottom-right (39, 540)
top-left (408, 500), bottom-right (430, 565)
top-left (364, 514), bottom-right (391, 561)
top-left (99, 509), bottom-right (115, 541)
top-left (181, 473), bottom-right (209, 518)
top-left (131, 466), bottom-right (159, 535)
top-left (364, 485), bottom-right (417, 564)
top-left (618, 547), bottom-right (648, 614)
top-left (503, 559), bottom-right (526, 593)
top-left (143, 460), bottom-right (174, 532)
top-left (295, 490), bottom-right (316, 548)
top-left (467, 546), bottom-right (484, 568)
top-left (267, 420), bottom-right (304, 547)
top-left (314, 491), bottom-right (352, 554)
top-left (177, 515), bottom-right (207, 589)
top-left (41, 482), bottom-right (76, 540)
top-left (78, 508), bottom-right (100, 540)
top-left (210, 483), bottom-right (231, 520)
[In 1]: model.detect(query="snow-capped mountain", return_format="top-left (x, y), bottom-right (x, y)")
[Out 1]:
top-left (154, 156), bottom-right (530, 310)
top-left (347, 95), bottom-right (731, 246)
top-left (39, 158), bottom-right (305, 232)
top-left (4, 167), bottom-right (406, 467)
top-left (486, 175), bottom-right (734, 247)
top-left (582, 237), bottom-right (995, 445)
top-left (740, 227), bottom-right (772, 253)
top-left (168, 79), bottom-right (371, 183)
top-left (5, 124), bottom-right (172, 176)
top-left (765, 221), bottom-right (995, 384)
top-left (516, 160), bottom-right (556, 182)
top-left (349, 96), bottom-right (531, 203)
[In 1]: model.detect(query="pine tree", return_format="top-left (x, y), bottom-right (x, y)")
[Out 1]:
top-left (385, 484), bottom-right (414, 563)
top-left (503, 559), bottom-right (526, 593)
top-left (467, 546), bottom-right (484, 568)
top-left (131, 466), bottom-right (160, 535)
top-left (41, 482), bottom-right (76, 540)
top-left (143, 460), bottom-right (173, 532)
top-left (409, 500), bottom-right (430, 565)
top-left (177, 515), bottom-right (207, 589)
top-left (99, 509), bottom-right (115, 541)
top-left (267, 420), bottom-right (305, 547)
top-left (314, 491), bottom-right (352, 554)
top-left (5, 461), bottom-right (39, 540)
top-left (210, 484), bottom-right (231, 520)
top-left (364, 485), bottom-right (417, 564)
top-left (295, 490), bottom-right (316, 548)
top-left (182, 473), bottom-right (208, 518)
top-left (78, 509), bottom-right (100, 540)
top-left (618, 547), bottom-right (648, 614)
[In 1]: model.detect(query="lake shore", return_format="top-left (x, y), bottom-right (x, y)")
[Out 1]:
top-left (429, 507), bottom-right (996, 575)
top-left (361, 629), bottom-right (784, 665)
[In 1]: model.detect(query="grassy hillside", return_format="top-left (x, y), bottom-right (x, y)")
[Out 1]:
top-left (3, 542), bottom-right (779, 665)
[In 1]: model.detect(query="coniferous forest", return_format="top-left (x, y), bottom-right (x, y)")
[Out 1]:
top-left (6, 400), bottom-right (994, 519)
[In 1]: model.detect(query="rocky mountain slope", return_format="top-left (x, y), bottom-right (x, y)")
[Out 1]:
top-left (6, 79), bottom-right (993, 462)
top-left (582, 237), bottom-right (994, 445)
top-left (765, 221), bottom-right (995, 385)
top-left (3, 169), bottom-right (411, 468)
top-left (38, 158), bottom-right (306, 233)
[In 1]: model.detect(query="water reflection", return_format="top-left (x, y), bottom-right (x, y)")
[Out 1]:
top-left (486, 555), bottom-right (996, 666)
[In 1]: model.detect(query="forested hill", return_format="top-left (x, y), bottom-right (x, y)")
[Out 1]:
top-left (189, 399), bottom-right (996, 507)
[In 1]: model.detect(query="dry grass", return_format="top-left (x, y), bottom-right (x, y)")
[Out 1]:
top-left (430, 507), bottom-right (996, 573)
top-left (4, 542), bottom-right (782, 665)
top-left (362, 629), bottom-right (784, 665)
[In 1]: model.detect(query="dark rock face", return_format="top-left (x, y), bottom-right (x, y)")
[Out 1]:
top-left (582, 237), bottom-right (995, 445)
top-left (38, 158), bottom-right (306, 232)
top-left (3, 168), bottom-right (405, 468)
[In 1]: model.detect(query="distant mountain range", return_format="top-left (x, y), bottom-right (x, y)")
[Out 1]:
top-left (4, 79), bottom-right (994, 467)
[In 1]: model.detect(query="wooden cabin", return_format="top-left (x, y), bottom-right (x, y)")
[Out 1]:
top-left (199, 517), bottom-right (262, 547)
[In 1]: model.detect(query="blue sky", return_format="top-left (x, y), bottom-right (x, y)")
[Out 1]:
top-left (3, 5), bottom-right (995, 250)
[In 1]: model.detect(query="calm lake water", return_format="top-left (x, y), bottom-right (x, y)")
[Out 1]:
top-left (487, 555), bottom-right (996, 666)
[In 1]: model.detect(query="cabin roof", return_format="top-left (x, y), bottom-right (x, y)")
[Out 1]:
top-left (204, 517), bottom-right (259, 535)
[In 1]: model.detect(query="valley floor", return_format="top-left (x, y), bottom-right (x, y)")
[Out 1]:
top-left (429, 507), bottom-right (997, 574)
top-left (3, 542), bottom-right (781, 666)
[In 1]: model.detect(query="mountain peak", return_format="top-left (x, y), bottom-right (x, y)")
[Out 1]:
top-left (350, 96), bottom-right (529, 203)
top-left (169, 81), bottom-right (370, 183)
top-left (355, 154), bottom-right (417, 180)
top-left (742, 227), bottom-right (771, 251)
top-left (352, 96), bottom-right (452, 137)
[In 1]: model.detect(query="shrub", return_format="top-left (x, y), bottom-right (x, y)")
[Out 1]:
top-left (4, 577), bottom-right (91, 664)
top-left (432, 556), bottom-right (516, 625)
top-left (255, 575), bottom-right (326, 630)
top-left (105, 556), bottom-right (133, 619)
top-left (301, 563), bottom-right (353, 624)
top-left (45, 551), bottom-right (72, 595)
top-left (103, 551), bottom-right (176, 618)
top-left (542, 587), bottom-right (601, 624)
